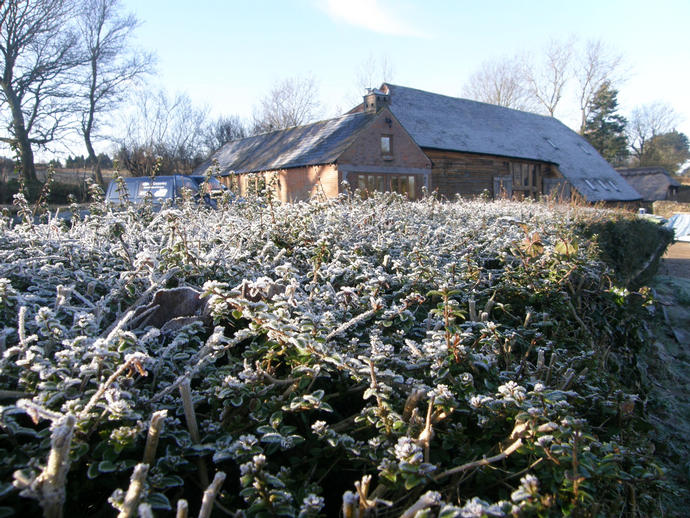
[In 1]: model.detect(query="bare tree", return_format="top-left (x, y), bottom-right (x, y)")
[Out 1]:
top-left (574, 39), bottom-right (624, 134)
top-left (202, 115), bottom-right (247, 153)
top-left (627, 101), bottom-right (680, 163)
top-left (251, 76), bottom-right (321, 134)
top-left (77, 0), bottom-right (153, 186)
top-left (462, 55), bottom-right (534, 110)
top-left (356, 53), bottom-right (394, 91)
top-left (0, 0), bottom-right (82, 188)
top-left (117, 89), bottom-right (209, 176)
top-left (523, 38), bottom-right (574, 117)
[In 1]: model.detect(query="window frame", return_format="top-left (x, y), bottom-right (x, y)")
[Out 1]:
top-left (380, 134), bottom-right (393, 158)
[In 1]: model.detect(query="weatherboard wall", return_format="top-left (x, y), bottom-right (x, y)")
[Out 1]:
top-left (425, 149), bottom-right (561, 199)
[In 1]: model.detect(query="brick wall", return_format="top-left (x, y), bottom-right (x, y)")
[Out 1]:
top-left (338, 108), bottom-right (431, 171)
top-left (279, 165), bottom-right (339, 202)
top-left (237, 166), bottom-right (339, 202)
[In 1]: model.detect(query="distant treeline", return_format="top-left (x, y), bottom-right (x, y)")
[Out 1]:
top-left (0, 154), bottom-right (115, 172)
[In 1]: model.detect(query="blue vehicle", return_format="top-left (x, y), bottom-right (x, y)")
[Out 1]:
top-left (105, 175), bottom-right (224, 207)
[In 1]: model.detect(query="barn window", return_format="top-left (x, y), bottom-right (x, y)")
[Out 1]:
top-left (608, 180), bottom-right (621, 192)
top-left (578, 143), bottom-right (592, 155)
top-left (381, 135), bottom-right (392, 155)
top-left (544, 137), bottom-right (558, 150)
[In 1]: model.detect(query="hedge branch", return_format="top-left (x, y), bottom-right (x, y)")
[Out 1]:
top-left (137, 503), bottom-right (153, 518)
top-left (432, 437), bottom-right (523, 481)
top-left (13, 414), bottom-right (76, 518)
top-left (79, 352), bottom-right (148, 420)
top-left (117, 463), bottom-right (149, 518)
top-left (198, 471), bottom-right (226, 518)
top-left (176, 500), bottom-right (189, 518)
top-left (142, 410), bottom-right (167, 466)
top-left (325, 306), bottom-right (378, 342)
top-left (180, 379), bottom-right (209, 488)
top-left (400, 491), bottom-right (442, 518)
top-left (179, 379), bottom-right (199, 442)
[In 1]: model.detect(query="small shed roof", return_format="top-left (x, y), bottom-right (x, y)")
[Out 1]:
top-left (617, 167), bottom-right (680, 201)
top-left (377, 84), bottom-right (640, 202)
top-left (194, 111), bottom-right (376, 175)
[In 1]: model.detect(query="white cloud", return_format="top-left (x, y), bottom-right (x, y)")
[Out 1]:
top-left (322, 0), bottom-right (426, 38)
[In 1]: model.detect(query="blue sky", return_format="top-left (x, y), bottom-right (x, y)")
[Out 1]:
top-left (119, 0), bottom-right (690, 138)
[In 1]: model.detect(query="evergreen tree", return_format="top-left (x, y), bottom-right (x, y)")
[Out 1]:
top-left (583, 81), bottom-right (629, 165)
top-left (640, 130), bottom-right (690, 173)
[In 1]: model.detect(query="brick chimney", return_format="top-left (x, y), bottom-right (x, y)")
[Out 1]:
top-left (363, 88), bottom-right (390, 113)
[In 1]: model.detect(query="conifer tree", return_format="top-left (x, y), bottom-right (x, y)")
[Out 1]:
top-left (583, 81), bottom-right (628, 165)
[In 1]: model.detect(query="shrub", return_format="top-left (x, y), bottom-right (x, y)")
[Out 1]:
top-left (579, 214), bottom-right (673, 286)
top-left (0, 194), bottom-right (672, 517)
top-left (46, 181), bottom-right (88, 204)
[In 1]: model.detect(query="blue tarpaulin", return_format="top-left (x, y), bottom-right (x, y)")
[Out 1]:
top-left (665, 214), bottom-right (690, 242)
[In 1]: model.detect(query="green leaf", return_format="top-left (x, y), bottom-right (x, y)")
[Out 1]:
top-left (263, 473), bottom-right (286, 488)
top-left (70, 441), bottom-right (89, 461)
top-left (87, 463), bottom-right (100, 479)
top-left (148, 492), bottom-right (172, 510)
top-left (403, 474), bottom-right (423, 490)
top-left (261, 432), bottom-right (284, 444)
top-left (0, 484), bottom-right (14, 499)
top-left (158, 475), bottom-right (184, 488)
top-left (97, 460), bottom-right (117, 473)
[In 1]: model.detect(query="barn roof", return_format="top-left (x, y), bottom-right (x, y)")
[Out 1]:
top-left (194, 111), bottom-right (376, 175)
top-left (617, 167), bottom-right (680, 201)
top-left (378, 83), bottom-right (640, 202)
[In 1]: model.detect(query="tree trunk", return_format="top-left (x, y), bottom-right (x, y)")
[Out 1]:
top-left (84, 133), bottom-right (104, 186)
top-left (16, 130), bottom-right (38, 189)
top-left (1, 83), bottom-right (39, 188)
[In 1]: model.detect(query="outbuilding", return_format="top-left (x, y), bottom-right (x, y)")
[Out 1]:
top-left (197, 84), bottom-right (641, 204)
top-left (194, 107), bottom-right (431, 202)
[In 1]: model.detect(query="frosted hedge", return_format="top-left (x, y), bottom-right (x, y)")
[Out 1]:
top-left (0, 192), bottom-right (667, 516)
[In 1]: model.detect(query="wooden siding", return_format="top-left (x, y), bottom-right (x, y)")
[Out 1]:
top-left (425, 149), bottom-right (561, 199)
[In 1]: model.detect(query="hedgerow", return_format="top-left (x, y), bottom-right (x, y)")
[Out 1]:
top-left (0, 190), bottom-right (671, 516)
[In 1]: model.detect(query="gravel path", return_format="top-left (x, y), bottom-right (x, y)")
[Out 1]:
top-left (647, 243), bottom-right (690, 513)
top-left (659, 242), bottom-right (690, 279)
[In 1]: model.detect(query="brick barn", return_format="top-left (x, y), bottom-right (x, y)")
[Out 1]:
top-left (196, 84), bottom-right (641, 204)
top-left (194, 106), bottom-right (431, 202)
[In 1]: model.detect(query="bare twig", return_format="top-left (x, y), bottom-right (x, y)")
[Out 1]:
top-left (400, 491), bottom-right (442, 518)
top-left (417, 395), bottom-right (436, 463)
top-left (79, 353), bottom-right (148, 419)
top-left (180, 379), bottom-right (209, 488)
top-left (433, 437), bottom-right (524, 481)
top-left (545, 351), bottom-right (557, 385)
top-left (13, 414), bottom-right (76, 518)
top-left (18, 306), bottom-right (30, 347)
top-left (342, 491), bottom-right (358, 518)
top-left (142, 410), bottom-right (167, 466)
top-left (325, 307), bottom-right (377, 341)
top-left (176, 499), bottom-right (189, 518)
top-left (198, 472), bottom-right (226, 518)
top-left (179, 379), bottom-right (200, 443)
top-left (137, 503), bottom-right (153, 518)
top-left (118, 463), bottom-right (149, 518)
